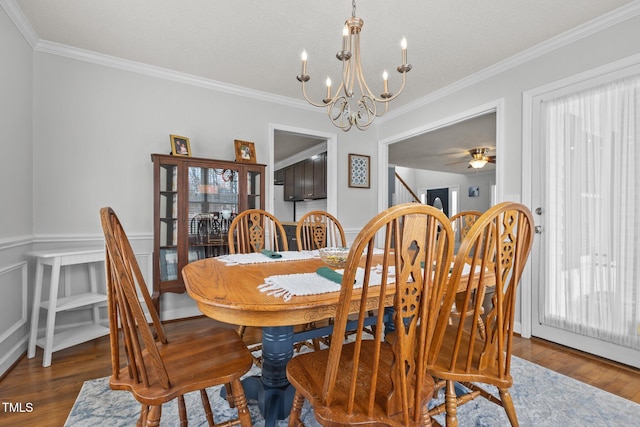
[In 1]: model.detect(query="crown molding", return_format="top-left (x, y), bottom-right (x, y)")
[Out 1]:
top-left (1, 0), bottom-right (313, 110)
top-left (33, 39), bottom-right (319, 113)
top-left (5, 0), bottom-right (640, 118)
top-left (381, 0), bottom-right (640, 122)
top-left (1, 0), bottom-right (38, 47)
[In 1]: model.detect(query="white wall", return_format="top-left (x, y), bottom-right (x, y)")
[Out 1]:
top-left (32, 54), bottom-right (316, 236)
top-left (395, 166), bottom-right (494, 212)
top-left (28, 50), bottom-right (380, 319)
top-left (30, 53), bottom-right (377, 236)
top-left (273, 184), bottom-right (328, 224)
top-left (0, 9), bottom-right (32, 239)
top-left (0, 6), bottom-right (33, 376)
top-left (378, 11), bottom-right (640, 334)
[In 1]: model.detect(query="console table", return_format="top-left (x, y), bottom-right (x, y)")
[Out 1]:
top-left (27, 247), bottom-right (109, 367)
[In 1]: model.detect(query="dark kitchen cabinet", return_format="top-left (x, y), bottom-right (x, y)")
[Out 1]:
top-left (308, 152), bottom-right (326, 199)
top-left (284, 162), bottom-right (305, 201)
top-left (283, 224), bottom-right (298, 251)
top-left (283, 152), bottom-right (327, 201)
top-left (274, 168), bottom-right (285, 185)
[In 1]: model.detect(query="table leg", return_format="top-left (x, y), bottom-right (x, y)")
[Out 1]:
top-left (43, 258), bottom-right (62, 367)
top-left (27, 260), bottom-right (45, 359)
top-left (88, 262), bottom-right (100, 324)
top-left (239, 325), bottom-right (295, 427)
top-left (384, 306), bottom-right (395, 335)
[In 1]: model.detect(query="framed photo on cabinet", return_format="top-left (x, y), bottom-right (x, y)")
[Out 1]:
top-left (234, 140), bottom-right (256, 163)
top-left (348, 153), bottom-right (370, 188)
top-left (170, 134), bottom-right (191, 157)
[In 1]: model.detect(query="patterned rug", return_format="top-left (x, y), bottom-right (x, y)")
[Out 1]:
top-left (65, 356), bottom-right (640, 426)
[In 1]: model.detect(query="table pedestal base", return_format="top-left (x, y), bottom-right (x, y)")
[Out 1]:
top-left (242, 376), bottom-right (296, 425)
top-left (235, 325), bottom-right (295, 426)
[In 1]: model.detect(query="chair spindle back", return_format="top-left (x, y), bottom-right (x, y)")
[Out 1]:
top-left (100, 207), bottom-right (170, 390)
top-left (296, 210), bottom-right (346, 251)
top-left (228, 209), bottom-right (288, 254)
top-left (431, 202), bottom-right (534, 378)
top-left (324, 203), bottom-right (454, 423)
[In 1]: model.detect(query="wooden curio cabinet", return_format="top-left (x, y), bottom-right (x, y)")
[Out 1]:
top-left (151, 154), bottom-right (265, 311)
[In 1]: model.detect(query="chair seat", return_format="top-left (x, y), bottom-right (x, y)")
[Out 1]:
top-left (110, 327), bottom-right (253, 405)
top-left (287, 340), bottom-right (435, 426)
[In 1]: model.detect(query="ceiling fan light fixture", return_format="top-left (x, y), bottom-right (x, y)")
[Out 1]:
top-left (469, 158), bottom-right (488, 169)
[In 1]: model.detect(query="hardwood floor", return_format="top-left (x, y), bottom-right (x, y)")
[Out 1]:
top-left (1, 316), bottom-right (638, 427)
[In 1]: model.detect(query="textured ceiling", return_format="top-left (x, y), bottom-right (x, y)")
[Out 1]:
top-left (10, 0), bottom-right (636, 173)
top-left (14, 0), bottom-right (633, 109)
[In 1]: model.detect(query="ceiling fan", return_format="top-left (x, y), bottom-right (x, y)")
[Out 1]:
top-left (467, 147), bottom-right (496, 169)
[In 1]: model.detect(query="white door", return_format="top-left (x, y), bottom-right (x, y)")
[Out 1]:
top-left (529, 65), bottom-right (640, 368)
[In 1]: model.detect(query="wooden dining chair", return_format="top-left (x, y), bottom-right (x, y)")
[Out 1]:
top-left (449, 210), bottom-right (482, 248)
top-left (295, 211), bottom-right (347, 349)
top-left (228, 209), bottom-right (289, 361)
top-left (100, 207), bottom-right (253, 427)
top-left (228, 208), bottom-right (288, 254)
top-left (287, 203), bottom-right (455, 426)
top-left (427, 202), bottom-right (534, 427)
top-left (449, 210), bottom-right (486, 340)
top-left (296, 210), bottom-right (346, 251)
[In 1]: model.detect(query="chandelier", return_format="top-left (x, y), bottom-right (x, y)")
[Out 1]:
top-left (296, 0), bottom-right (412, 131)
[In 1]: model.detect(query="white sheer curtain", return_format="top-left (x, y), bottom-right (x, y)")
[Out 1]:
top-left (542, 75), bottom-right (640, 350)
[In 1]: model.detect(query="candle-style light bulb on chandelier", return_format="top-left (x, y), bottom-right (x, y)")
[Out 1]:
top-left (296, 0), bottom-right (412, 131)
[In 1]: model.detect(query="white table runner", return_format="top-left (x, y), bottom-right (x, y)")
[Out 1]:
top-left (216, 250), bottom-right (318, 265)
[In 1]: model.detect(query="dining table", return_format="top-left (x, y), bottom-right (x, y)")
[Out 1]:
top-left (181, 250), bottom-right (495, 426)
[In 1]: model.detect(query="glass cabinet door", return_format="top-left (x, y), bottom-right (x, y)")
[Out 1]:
top-left (187, 165), bottom-right (239, 260)
top-left (152, 153), bottom-right (266, 312)
top-left (246, 167), bottom-right (263, 210)
top-left (158, 164), bottom-right (178, 281)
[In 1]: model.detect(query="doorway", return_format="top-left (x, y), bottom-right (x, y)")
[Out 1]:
top-left (268, 124), bottom-right (338, 219)
top-left (426, 188), bottom-right (449, 217)
top-left (379, 101), bottom-right (503, 218)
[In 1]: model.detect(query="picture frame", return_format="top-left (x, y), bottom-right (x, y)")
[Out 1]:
top-left (234, 140), bottom-right (257, 163)
top-left (469, 186), bottom-right (480, 197)
top-left (348, 153), bottom-right (370, 188)
top-left (170, 134), bottom-right (191, 157)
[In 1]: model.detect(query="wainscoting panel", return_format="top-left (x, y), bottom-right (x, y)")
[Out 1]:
top-left (0, 262), bottom-right (28, 343)
top-left (0, 261), bottom-right (29, 377)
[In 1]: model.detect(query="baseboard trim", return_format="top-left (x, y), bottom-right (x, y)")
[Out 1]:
top-left (0, 335), bottom-right (27, 378)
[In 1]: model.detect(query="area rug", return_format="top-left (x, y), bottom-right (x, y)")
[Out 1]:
top-left (65, 356), bottom-right (640, 426)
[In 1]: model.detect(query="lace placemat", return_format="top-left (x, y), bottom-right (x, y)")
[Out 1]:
top-left (258, 266), bottom-right (394, 302)
top-left (216, 250), bottom-right (318, 265)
